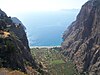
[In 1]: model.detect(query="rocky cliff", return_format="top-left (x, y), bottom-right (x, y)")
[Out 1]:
top-left (0, 9), bottom-right (38, 73)
top-left (62, 0), bottom-right (100, 75)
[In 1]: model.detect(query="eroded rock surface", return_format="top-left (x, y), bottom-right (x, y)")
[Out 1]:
top-left (0, 9), bottom-right (38, 73)
top-left (62, 0), bottom-right (100, 74)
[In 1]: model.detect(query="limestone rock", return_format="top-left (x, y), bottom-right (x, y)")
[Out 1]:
top-left (62, 0), bottom-right (100, 74)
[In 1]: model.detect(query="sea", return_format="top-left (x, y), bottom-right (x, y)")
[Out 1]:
top-left (16, 9), bottom-right (79, 47)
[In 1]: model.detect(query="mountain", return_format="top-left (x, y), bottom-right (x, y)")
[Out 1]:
top-left (0, 9), bottom-right (39, 74)
top-left (62, 0), bottom-right (100, 75)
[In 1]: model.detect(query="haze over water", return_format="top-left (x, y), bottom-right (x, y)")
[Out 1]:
top-left (0, 0), bottom-right (88, 46)
top-left (16, 10), bottom-right (79, 46)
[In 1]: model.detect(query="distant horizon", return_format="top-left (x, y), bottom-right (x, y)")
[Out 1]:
top-left (0, 0), bottom-right (88, 46)
top-left (0, 0), bottom-right (88, 16)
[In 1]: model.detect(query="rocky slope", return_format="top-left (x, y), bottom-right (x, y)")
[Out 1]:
top-left (0, 9), bottom-right (38, 73)
top-left (62, 0), bottom-right (100, 75)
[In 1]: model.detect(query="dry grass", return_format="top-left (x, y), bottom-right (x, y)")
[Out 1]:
top-left (0, 67), bottom-right (38, 75)
top-left (3, 31), bottom-right (10, 37)
top-left (0, 30), bottom-right (10, 38)
top-left (0, 68), bottom-right (27, 75)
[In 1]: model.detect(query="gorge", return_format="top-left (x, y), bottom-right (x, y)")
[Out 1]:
top-left (0, 0), bottom-right (100, 75)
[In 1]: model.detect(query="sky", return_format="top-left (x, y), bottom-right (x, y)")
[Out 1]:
top-left (0, 0), bottom-right (88, 16)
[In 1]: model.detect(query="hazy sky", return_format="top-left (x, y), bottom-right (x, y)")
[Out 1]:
top-left (0, 0), bottom-right (88, 15)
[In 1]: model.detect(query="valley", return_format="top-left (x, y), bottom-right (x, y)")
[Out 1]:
top-left (31, 47), bottom-right (79, 75)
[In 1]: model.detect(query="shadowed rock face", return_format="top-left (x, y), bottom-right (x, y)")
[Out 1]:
top-left (0, 9), bottom-right (38, 72)
top-left (62, 0), bottom-right (100, 74)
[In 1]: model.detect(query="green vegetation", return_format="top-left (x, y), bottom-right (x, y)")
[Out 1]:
top-left (50, 60), bottom-right (64, 64)
top-left (31, 47), bottom-right (79, 75)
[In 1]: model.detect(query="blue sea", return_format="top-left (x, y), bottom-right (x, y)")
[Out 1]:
top-left (16, 9), bottom-right (79, 46)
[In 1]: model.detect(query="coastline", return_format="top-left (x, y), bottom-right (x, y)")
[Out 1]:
top-left (30, 46), bottom-right (61, 48)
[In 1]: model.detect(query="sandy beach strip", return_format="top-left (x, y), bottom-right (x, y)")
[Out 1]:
top-left (30, 46), bottom-right (61, 48)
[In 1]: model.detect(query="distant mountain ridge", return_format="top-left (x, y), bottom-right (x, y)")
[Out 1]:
top-left (60, 9), bottom-right (79, 12)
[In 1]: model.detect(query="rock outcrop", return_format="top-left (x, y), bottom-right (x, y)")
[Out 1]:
top-left (0, 9), bottom-right (38, 73)
top-left (62, 0), bottom-right (100, 75)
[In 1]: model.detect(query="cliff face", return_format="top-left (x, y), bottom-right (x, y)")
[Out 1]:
top-left (62, 0), bottom-right (100, 74)
top-left (0, 9), bottom-right (38, 72)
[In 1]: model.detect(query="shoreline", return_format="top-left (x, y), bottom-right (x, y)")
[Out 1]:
top-left (30, 46), bottom-right (61, 48)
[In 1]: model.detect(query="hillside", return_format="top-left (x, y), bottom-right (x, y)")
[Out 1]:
top-left (62, 0), bottom-right (100, 75)
top-left (0, 9), bottom-right (40, 75)
top-left (31, 47), bottom-right (79, 75)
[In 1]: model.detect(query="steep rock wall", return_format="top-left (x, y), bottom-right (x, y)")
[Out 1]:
top-left (62, 0), bottom-right (100, 74)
